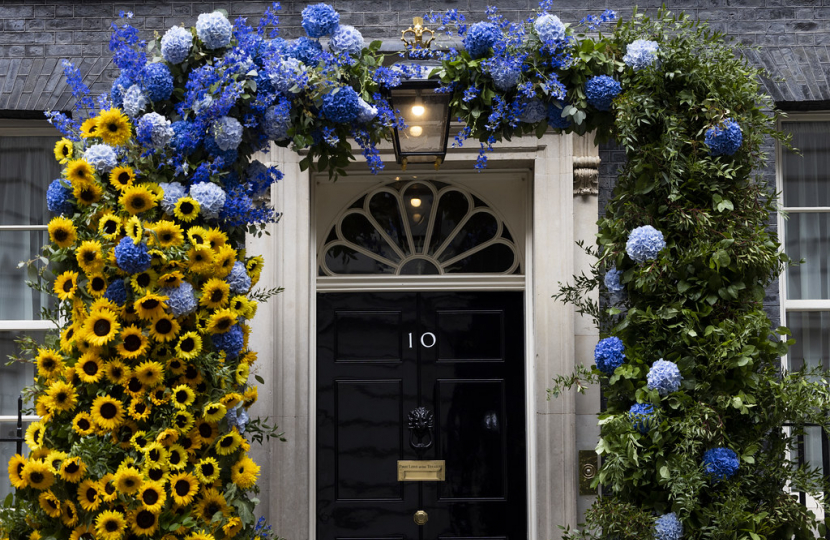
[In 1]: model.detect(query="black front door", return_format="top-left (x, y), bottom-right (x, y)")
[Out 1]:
top-left (317, 292), bottom-right (526, 540)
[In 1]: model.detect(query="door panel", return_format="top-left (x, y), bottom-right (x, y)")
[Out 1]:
top-left (317, 292), bottom-right (525, 540)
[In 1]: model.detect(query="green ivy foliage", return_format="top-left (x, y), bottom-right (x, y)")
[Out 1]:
top-left (549, 10), bottom-right (830, 540)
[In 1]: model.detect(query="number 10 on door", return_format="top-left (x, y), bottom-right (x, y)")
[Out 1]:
top-left (409, 332), bottom-right (436, 348)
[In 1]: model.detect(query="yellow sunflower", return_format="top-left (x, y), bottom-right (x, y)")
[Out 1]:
top-left (76, 351), bottom-right (104, 383)
top-left (235, 363), bottom-right (249, 385)
top-left (83, 310), bottom-right (120, 346)
top-left (135, 293), bottom-right (168, 320)
top-left (91, 395), bottom-right (125, 430)
top-left (70, 412), bottom-right (95, 437)
top-left (97, 108), bottom-right (132, 146)
top-left (137, 480), bottom-right (167, 513)
top-left (20, 459), bottom-right (53, 491)
top-left (186, 532), bottom-right (216, 540)
top-left (214, 429), bottom-right (243, 456)
top-left (173, 196), bottom-right (200, 222)
top-left (150, 220), bottom-right (184, 248)
top-left (7, 454), bottom-right (27, 489)
top-left (95, 509), bottom-right (127, 540)
top-left (130, 268), bottom-right (158, 293)
top-left (95, 214), bottom-right (121, 242)
top-left (127, 399), bottom-right (152, 422)
top-left (213, 245), bottom-right (238, 278)
top-left (205, 228), bottom-right (228, 250)
top-left (73, 180), bottom-right (103, 206)
top-left (178, 431), bottom-right (201, 455)
top-left (80, 117), bottom-right (99, 138)
top-left (35, 348), bottom-right (64, 380)
top-left (175, 332), bottom-right (202, 360)
top-left (104, 359), bottom-right (131, 385)
top-left (195, 487), bottom-right (228, 523)
top-left (66, 158), bottom-right (95, 184)
top-left (54, 270), bottom-right (79, 301)
top-left (86, 273), bottom-right (108, 297)
top-left (123, 375), bottom-right (146, 397)
top-left (113, 465), bottom-right (143, 495)
top-left (223, 517), bottom-right (243, 538)
top-left (205, 308), bottom-right (237, 335)
top-left (76, 239), bottom-right (105, 273)
top-left (129, 508), bottom-right (160, 536)
top-left (186, 245), bottom-right (215, 274)
top-left (54, 138), bottom-right (73, 163)
top-left (117, 326), bottom-right (150, 360)
top-left (38, 490), bottom-right (62, 518)
top-left (48, 216), bottom-right (77, 248)
top-left (242, 387), bottom-right (258, 409)
top-left (187, 226), bottom-right (209, 246)
top-left (59, 324), bottom-right (77, 354)
top-left (125, 214), bottom-right (144, 243)
top-left (77, 478), bottom-right (101, 512)
top-left (168, 471), bottom-right (199, 506)
top-left (25, 421), bottom-right (46, 450)
top-left (144, 464), bottom-right (168, 484)
top-left (220, 392), bottom-right (243, 409)
top-left (199, 278), bottom-right (230, 309)
top-left (150, 387), bottom-right (169, 405)
top-left (171, 384), bottom-right (196, 410)
top-left (149, 314), bottom-right (180, 343)
top-left (158, 270), bottom-right (184, 288)
top-left (45, 380), bottom-right (77, 413)
top-left (61, 500), bottom-right (80, 527)
top-left (59, 456), bottom-right (86, 483)
top-left (171, 409), bottom-right (195, 433)
top-left (97, 472), bottom-right (117, 502)
top-left (109, 165), bottom-right (135, 191)
top-left (166, 444), bottom-right (188, 470)
top-left (246, 255), bottom-right (264, 286)
top-left (200, 403), bottom-right (226, 425)
top-left (134, 360), bottom-right (165, 387)
top-left (194, 457), bottom-right (221, 485)
top-left (120, 184), bottom-right (157, 215)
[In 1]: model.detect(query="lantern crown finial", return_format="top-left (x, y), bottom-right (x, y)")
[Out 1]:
top-left (401, 17), bottom-right (434, 50)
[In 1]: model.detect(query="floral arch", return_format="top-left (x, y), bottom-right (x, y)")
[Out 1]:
top-left (1, 3), bottom-right (829, 540)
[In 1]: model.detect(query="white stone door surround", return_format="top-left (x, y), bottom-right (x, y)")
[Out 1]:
top-left (245, 131), bottom-right (601, 540)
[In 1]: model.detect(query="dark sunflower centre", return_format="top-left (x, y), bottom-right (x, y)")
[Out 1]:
top-left (118, 172), bottom-right (130, 184)
top-left (195, 381), bottom-right (207, 393)
top-left (77, 418), bottom-right (91, 430)
top-left (105, 520), bottom-right (119, 532)
top-left (175, 415), bottom-right (188, 428)
top-left (110, 366), bottom-right (123, 380)
top-left (134, 403), bottom-right (147, 414)
top-left (148, 449), bottom-right (160, 462)
top-left (128, 377), bottom-right (142, 392)
top-left (62, 145), bottom-right (69, 156)
top-left (220, 436), bottom-right (234, 448)
top-left (192, 234), bottom-right (204, 244)
top-left (100, 402), bottom-right (117, 419)
top-left (135, 436), bottom-right (147, 447)
top-left (201, 463), bottom-right (215, 476)
top-left (180, 202), bottom-right (194, 214)
top-left (135, 273), bottom-right (151, 288)
top-left (124, 335), bottom-right (142, 352)
top-left (148, 468), bottom-right (164, 481)
top-left (170, 359), bottom-right (182, 370)
top-left (199, 422), bottom-right (213, 438)
top-left (42, 358), bottom-right (55, 370)
top-left (107, 122), bottom-right (119, 132)
top-left (175, 390), bottom-right (189, 403)
top-left (93, 319), bottom-right (111, 337)
top-left (206, 406), bottom-right (220, 416)
top-left (142, 299), bottom-right (160, 310)
top-left (181, 338), bottom-right (196, 353)
top-left (54, 229), bottom-right (69, 242)
top-left (142, 489), bottom-right (159, 505)
top-left (46, 498), bottom-right (58, 510)
top-left (30, 472), bottom-right (44, 484)
top-left (103, 220), bottom-right (117, 234)
top-left (65, 462), bottom-right (79, 474)
top-left (15, 462), bottom-right (24, 476)
top-left (216, 318), bottom-right (232, 331)
top-left (136, 510), bottom-right (155, 528)
top-left (63, 279), bottom-right (75, 292)
top-left (175, 479), bottom-right (191, 496)
top-left (83, 360), bottom-right (99, 375)
top-left (184, 365), bottom-right (198, 379)
top-left (161, 232), bottom-right (172, 242)
top-left (56, 391), bottom-right (68, 403)
top-left (131, 196), bottom-right (146, 210)
top-left (180, 436), bottom-right (193, 450)
top-left (83, 251), bottom-right (96, 262)
top-left (205, 503), bottom-right (221, 517)
top-left (210, 290), bottom-right (224, 302)
top-left (169, 452), bottom-right (181, 465)
top-left (156, 319), bottom-right (173, 334)
top-left (91, 277), bottom-right (106, 291)
top-left (80, 188), bottom-right (95, 202)
top-left (105, 482), bottom-right (115, 495)
top-left (66, 328), bottom-right (75, 340)
top-left (195, 253), bottom-right (205, 262)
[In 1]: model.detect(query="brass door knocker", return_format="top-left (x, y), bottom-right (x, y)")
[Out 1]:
top-left (407, 406), bottom-right (434, 458)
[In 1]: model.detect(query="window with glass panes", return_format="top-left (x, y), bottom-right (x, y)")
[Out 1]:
top-left (0, 120), bottom-right (62, 501)
top-left (779, 115), bottom-right (830, 517)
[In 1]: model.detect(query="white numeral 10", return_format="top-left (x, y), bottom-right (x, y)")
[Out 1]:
top-left (409, 332), bottom-right (436, 348)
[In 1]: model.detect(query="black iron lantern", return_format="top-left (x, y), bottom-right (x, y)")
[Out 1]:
top-left (388, 18), bottom-right (452, 170)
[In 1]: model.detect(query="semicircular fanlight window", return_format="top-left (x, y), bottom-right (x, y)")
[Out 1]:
top-left (320, 181), bottom-right (520, 276)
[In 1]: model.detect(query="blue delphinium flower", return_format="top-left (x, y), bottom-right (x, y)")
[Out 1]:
top-left (520, 99), bottom-right (547, 124)
top-left (647, 359), bottom-right (682, 396)
top-left (189, 182), bottom-right (226, 220)
top-left (110, 74), bottom-right (133, 108)
top-left (624, 39), bottom-right (659, 71)
top-left (547, 102), bottom-right (572, 129)
top-left (162, 282), bottom-right (198, 317)
top-left (161, 25), bottom-right (193, 64)
top-left (534, 13), bottom-right (565, 42)
top-left (585, 75), bottom-right (621, 111)
top-left (46, 179), bottom-right (74, 215)
top-left (212, 324), bottom-right (244, 359)
top-left (114, 237), bottom-right (152, 274)
top-left (140, 63), bottom-right (173, 102)
top-left (464, 21), bottom-right (500, 58)
top-left (159, 182), bottom-right (186, 215)
top-left (265, 98), bottom-right (292, 140)
top-left (226, 261), bottom-right (252, 294)
top-left (211, 116), bottom-right (243, 151)
top-left (329, 24), bottom-right (364, 57)
top-left (288, 37), bottom-right (323, 66)
top-left (122, 84), bottom-right (148, 117)
top-left (604, 266), bottom-right (625, 293)
top-left (488, 57), bottom-right (522, 91)
top-left (83, 144), bottom-right (118, 173)
top-left (254, 516), bottom-right (273, 540)
top-left (104, 278), bottom-right (128, 306)
top-left (628, 403), bottom-right (657, 434)
top-left (301, 3), bottom-right (340, 38)
top-left (170, 121), bottom-right (202, 156)
top-left (702, 447), bottom-right (740, 482)
top-left (594, 336), bottom-right (625, 375)
top-left (654, 512), bottom-right (683, 540)
top-left (196, 11), bottom-right (232, 49)
top-left (322, 86), bottom-right (361, 123)
top-left (626, 225), bottom-right (666, 263)
top-left (136, 112), bottom-right (174, 150)
top-left (705, 118), bottom-right (743, 156)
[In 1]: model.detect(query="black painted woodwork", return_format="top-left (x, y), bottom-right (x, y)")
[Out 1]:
top-left (317, 292), bottom-right (526, 540)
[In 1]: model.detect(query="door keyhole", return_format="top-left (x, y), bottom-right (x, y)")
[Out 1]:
top-left (409, 332), bottom-right (436, 348)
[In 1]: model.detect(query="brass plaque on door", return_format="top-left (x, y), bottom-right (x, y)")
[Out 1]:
top-left (397, 460), bottom-right (445, 481)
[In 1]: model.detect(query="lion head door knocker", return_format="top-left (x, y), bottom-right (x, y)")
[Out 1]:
top-left (407, 406), bottom-right (434, 459)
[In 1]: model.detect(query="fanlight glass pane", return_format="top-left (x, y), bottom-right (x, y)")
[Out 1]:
top-left (429, 190), bottom-right (470, 256)
top-left (437, 212), bottom-right (498, 263)
top-left (369, 191), bottom-right (406, 252)
top-left (446, 243), bottom-right (515, 274)
top-left (340, 213), bottom-right (401, 263)
top-left (402, 183), bottom-right (434, 253)
top-left (325, 245), bottom-right (395, 275)
top-left (399, 259), bottom-right (440, 275)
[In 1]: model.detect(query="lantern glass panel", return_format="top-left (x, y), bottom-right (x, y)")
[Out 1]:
top-left (390, 86), bottom-right (450, 163)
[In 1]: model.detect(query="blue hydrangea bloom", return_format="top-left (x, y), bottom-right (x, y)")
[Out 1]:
top-left (114, 237), bottom-right (152, 274)
top-left (301, 3), bottom-right (340, 38)
top-left (534, 14), bottom-right (565, 43)
top-left (110, 74), bottom-right (133, 108)
top-left (489, 61), bottom-right (521, 91)
top-left (356, 97), bottom-right (378, 124)
top-left (585, 75), bottom-right (622, 111)
top-left (122, 84), bottom-right (148, 117)
top-left (322, 86), bottom-right (361, 123)
top-left (226, 261), bottom-right (252, 294)
top-left (161, 282), bottom-right (198, 317)
top-left (702, 447), bottom-right (740, 482)
top-left (159, 182), bottom-right (187, 215)
top-left (628, 403), bottom-right (657, 434)
top-left (520, 99), bottom-right (548, 124)
top-left (211, 324), bottom-right (244, 359)
top-left (288, 37), bottom-right (323, 66)
top-left (161, 25), bottom-right (193, 64)
top-left (547, 102), bottom-right (572, 129)
top-left (140, 63), bottom-right (173, 102)
top-left (594, 337), bottom-right (625, 375)
top-left (464, 22), bottom-right (500, 59)
top-left (626, 225), bottom-right (666, 263)
top-left (189, 182), bottom-right (226, 220)
top-left (624, 39), bottom-right (660, 71)
top-left (705, 118), bottom-right (743, 156)
top-left (647, 359), bottom-right (682, 396)
top-left (104, 278), bottom-right (128, 306)
top-left (83, 144), bottom-right (118, 173)
top-left (330, 24), bottom-right (364, 57)
top-left (203, 134), bottom-right (238, 164)
top-left (268, 57), bottom-right (304, 94)
top-left (604, 266), bottom-right (625, 293)
top-left (265, 98), bottom-right (292, 140)
top-left (136, 112), bottom-right (174, 150)
top-left (211, 116), bottom-right (243, 151)
top-left (46, 179), bottom-right (73, 215)
top-left (196, 11), bottom-right (232, 49)
top-left (170, 120), bottom-right (202, 156)
top-left (225, 405), bottom-right (250, 434)
top-left (654, 512), bottom-right (683, 540)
